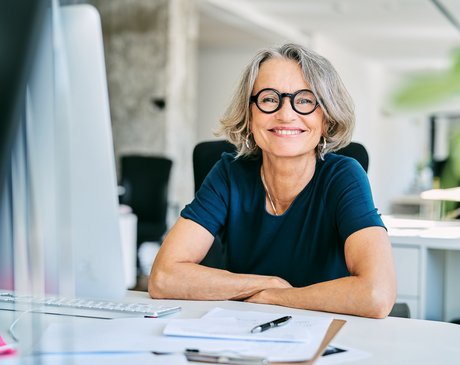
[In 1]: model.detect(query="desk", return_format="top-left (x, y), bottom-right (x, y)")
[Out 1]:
top-left (1, 291), bottom-right (460, 364)
top-left (385, 216), bottom-right (460, 321)
top-left (390, 195), bottom-right (440, 218)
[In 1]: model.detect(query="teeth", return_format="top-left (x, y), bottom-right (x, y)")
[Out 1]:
top-left (273, 129), bottom-right (301, 135)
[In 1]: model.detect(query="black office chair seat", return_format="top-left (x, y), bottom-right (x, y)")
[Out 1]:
top-left (120, 155), bottom-right (173, 273)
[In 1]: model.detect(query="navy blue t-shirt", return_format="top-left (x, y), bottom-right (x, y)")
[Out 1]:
top-left (181, 152), bottom-right (384, 288)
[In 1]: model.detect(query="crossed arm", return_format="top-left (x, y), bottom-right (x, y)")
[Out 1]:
top-left (148, 217), bottom-right (397, 318)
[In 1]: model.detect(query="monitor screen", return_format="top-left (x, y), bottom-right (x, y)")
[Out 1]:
top-left (0, 3), bottom-right (126, 300)
top-left (0, 0), bottom-right (47, 206)
top-left (0, 0), bottom-right (48, 293)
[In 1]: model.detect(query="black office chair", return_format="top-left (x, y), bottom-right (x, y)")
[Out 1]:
top-left (193, 140), bottom-right (237, 193)
top-left (119, 155), bottom-right (172, 271)
top-left (193, 140), bottom-right (369, 194)
top-left (334, 141), bottom-right (369, 172)
top-left (388, 302), bottom-right (410, 318)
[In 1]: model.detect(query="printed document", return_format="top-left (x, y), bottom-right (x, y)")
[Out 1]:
top-left (164, 307), bottom-right (332, 343)
top-left (36, 308), bottom-right (337, 362)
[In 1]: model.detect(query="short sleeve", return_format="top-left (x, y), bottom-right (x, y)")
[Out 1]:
top-left (180, 155), bottom-right (231, 236)
top-left (326, 157), bottom-right (385, 241)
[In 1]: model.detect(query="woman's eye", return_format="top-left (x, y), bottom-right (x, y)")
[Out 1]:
top-left (261, 97), bottom-right (278, 104)
top-left (297, 98), bottom-right (313, 105)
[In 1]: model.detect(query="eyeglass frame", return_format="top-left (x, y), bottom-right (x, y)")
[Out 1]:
top-left (250, 88), bottom-right (320, 115)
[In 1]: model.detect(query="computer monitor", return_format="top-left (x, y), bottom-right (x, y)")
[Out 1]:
top-left (0, 2), bottom-right (126, 300)
top-left (0, 0), bottom-right (48, 293)
top-left (0, 0), bottom-right (47, 214)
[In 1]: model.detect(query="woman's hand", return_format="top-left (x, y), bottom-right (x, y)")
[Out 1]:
top-left (245, 287), bottom-right (284, 304)
top-left (244, 277), bottom-right (292, 304)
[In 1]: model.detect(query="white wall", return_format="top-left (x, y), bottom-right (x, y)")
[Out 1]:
top-left (166, 0), bottom-right (199, 213)
top-left (312, 35), bottom-right (429, 213)
top-left (197, 44), bottom-right (263, 141)
top-left (197, 40), bottom-right (430, 214)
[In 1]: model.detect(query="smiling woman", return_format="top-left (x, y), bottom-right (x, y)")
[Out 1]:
top-left (149, 43), bottom-right (396, 319)
top-left (220, 44), bottom-right (355, 160)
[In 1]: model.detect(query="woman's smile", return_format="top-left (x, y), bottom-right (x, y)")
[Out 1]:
top-left (269, 127), bottom-right (305, 136)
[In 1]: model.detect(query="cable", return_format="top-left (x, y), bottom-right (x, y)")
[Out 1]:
top-left (7, 309), bottom-right (32, 342)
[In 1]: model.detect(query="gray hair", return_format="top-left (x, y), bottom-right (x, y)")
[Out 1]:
top-left (216, 43), bottom-right (355, 158)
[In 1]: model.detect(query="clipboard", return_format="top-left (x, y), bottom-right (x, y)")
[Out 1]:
top-left (271, 319), bottom-right (346, 365)
top-left (182, 319), bottom-right (346, 365)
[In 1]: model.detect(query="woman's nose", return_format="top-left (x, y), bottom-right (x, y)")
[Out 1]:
top-left (275, 97), bottom-right (296, 121)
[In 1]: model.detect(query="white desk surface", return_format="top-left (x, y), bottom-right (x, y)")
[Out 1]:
top-left (384, 215), bottom-right (460, 249)
top-left (1, 290), bottom-right (460, 364)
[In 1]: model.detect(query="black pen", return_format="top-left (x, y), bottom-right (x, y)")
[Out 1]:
top-left (250, 315), bottom-right (292, 333)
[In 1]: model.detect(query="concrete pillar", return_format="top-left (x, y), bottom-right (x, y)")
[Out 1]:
top-left (166, 0), bottom-right (198, 215)
top-left (66, 0), bottom-right (198, 223)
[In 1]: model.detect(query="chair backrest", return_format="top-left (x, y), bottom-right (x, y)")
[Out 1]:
top-left (120, 155), bottom-right (172, 223)
top-left (193, 140), bottom-right (236, 193)
top-left (335, 142), bottom-right (369, 173)
top-left (192, 140), bottom-right (369, 193)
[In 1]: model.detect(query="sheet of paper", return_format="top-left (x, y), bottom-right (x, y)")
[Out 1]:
top-left (164, 307), bottom-right (331, 343)
top-left (35, 309), bottom-right (333, 362)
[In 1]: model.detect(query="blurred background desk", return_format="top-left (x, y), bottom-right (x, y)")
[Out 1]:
top-left (390, 195), bottom-right (441, 219)
top-left (385, 215), bottom-right (460, 322)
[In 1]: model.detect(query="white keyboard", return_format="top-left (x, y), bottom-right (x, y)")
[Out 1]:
top-left (0, 292), bottom-right (181, 318)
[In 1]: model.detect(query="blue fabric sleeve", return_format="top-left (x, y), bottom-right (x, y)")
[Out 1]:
top-left (326, 158), bottom-right (385, 241)
top-left (180, 155), bottom-right (230, 236)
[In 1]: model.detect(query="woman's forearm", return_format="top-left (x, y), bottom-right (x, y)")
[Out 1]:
top-left (149, 261), bottom-right (291, 301)
top-left (148, 217), bottom-right (291, 301)
top-left (245, 227), bottom-right (396, 319)
top-left (245, 275), bottom-right (396, 318)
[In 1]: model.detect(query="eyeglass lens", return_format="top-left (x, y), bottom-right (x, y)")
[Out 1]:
top-left (254, 89), bottom-right (317, 115)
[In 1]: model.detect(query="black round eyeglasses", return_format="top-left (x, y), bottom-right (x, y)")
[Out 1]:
top-left (250, 88), bottom-right (319, 115)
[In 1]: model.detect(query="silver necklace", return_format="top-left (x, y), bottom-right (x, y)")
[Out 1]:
top-left (260, 167), bottom-right (278, 216)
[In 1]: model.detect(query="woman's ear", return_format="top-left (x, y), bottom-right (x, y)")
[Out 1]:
top-left (321, 118), bottom-right (329, 136)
